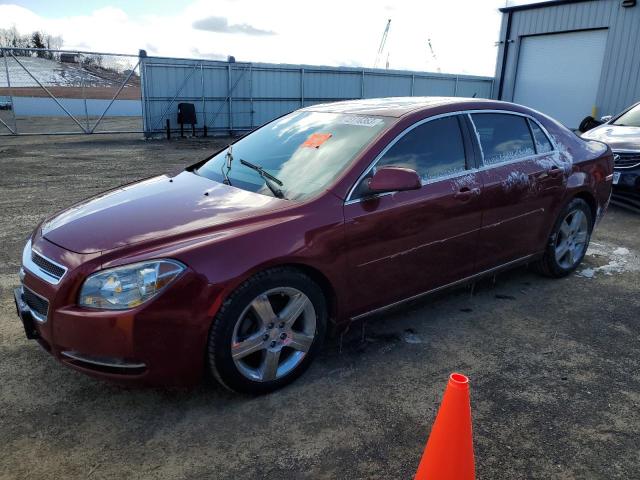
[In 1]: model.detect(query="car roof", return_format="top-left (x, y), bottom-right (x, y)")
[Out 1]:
top-left (302, 96), bottom-right (498, 118)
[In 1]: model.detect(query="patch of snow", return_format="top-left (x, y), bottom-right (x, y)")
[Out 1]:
top-left (534, 134), bottom-right (578, 177)
top-left (452, 173), bottom-right (477, 191)
top-left (576, 268), bottom-right (595, 278)
top-left (402, 331), bottom-right (423, 344)
top-left (502, 171), bottom-right (534, 193)
top-left (0, 56), bottom-right (128, 88)
top-left (576, 242), bottom-right (640, 278)
top-left (485, 147), bottom-right (536, 166)
top-left (422, 167), bottom-right (466, 184)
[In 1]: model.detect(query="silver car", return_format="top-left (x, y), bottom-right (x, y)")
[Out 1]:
top-left (582, 102), bottom-right (640, 211)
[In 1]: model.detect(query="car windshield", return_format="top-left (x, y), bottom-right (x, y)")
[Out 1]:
top-left (195, 111), bottom-right (390, 200)
top-left (612, 103), bottom-right (640, 127)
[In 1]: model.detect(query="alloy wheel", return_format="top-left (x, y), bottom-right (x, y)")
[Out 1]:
top-left (554, 209), bottom-right (589, 269)
top-left (231, 287), bottom-right (316, 382)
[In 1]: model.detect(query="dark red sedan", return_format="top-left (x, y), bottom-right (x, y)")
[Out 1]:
top-left (15, 97), bottom-right (613, 393)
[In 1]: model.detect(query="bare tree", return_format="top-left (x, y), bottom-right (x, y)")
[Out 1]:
top-left (46, 34), bottom-right (63, 51)
top-left (0, 26), bottom-right (31, 55)
top-left (0, 26), bottom-right (64, 58)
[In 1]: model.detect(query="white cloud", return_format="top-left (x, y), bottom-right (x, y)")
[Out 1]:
top-left (192, 16), bottom-right (276, 36)
top-left (0, 0), bottom-right (504, 76)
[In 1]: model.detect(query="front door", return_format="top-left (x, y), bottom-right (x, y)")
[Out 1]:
top-left (344, 114), bottom-right (483, 316)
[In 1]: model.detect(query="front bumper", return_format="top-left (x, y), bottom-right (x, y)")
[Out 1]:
top-left (16, 237), bottom-right (222, 387)
top-left (14, 287), bottom-right (40, 340)
top-left (15, 285), bottom-right (146, 373)
top-left (612, 167), bottom-right (640, 212)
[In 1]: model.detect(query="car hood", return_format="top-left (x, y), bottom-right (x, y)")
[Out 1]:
top-left (42, 171), bottom-right (285, 254)
top-left (582, 124), bottom-right (640, 151)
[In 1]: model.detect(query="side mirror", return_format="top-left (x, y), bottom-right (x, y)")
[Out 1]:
top-left (367, 166), bottom-right (421, 194)
top-left (600, 115), bottom-right (613, 123)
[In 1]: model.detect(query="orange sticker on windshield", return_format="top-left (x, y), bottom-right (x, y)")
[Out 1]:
top-left (302, 133), bottom-right (332, 148)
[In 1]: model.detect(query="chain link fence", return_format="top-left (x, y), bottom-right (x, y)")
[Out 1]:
top-left (0, 47), bottom-right (142, 135)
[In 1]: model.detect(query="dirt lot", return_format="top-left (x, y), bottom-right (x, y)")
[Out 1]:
top-left (1, 131), bottom-right (639, 479)
top-left (0, 86), bottom-right (141, 100)
top-left (0, 112), bottom-right (143, 135)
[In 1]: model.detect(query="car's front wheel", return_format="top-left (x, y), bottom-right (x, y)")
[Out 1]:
top-left (207, 267), bottom-right (327, 394)
top-left (533, 197), bottom-right (593, 278)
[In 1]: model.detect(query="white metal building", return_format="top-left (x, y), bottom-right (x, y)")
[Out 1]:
top-left (494, 0), bottom-right (640, 128)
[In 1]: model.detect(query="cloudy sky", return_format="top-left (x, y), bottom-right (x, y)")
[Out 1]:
top-left (0, 0), bottom-right (542, 76)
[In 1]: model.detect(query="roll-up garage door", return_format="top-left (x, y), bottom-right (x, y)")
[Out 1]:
top-left (513, 29), bottom-right (608, 129)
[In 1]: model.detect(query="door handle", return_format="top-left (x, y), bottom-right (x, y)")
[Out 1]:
top-left (454, 187), bottom-right (480, 201)
top-left (539, 166), bottom-right (563, 180)
top-left (547, 166), bottom-right (563, 178)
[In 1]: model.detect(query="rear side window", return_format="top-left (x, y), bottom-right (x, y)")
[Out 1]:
top-left (471, 113), bottom-right (536, 165)
top-left (377, 116), bottom-right (467, 182)
top-left (528, 119), bottom-right (554, 153)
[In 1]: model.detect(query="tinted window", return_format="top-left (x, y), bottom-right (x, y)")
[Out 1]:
top-left (528, 119), bottom-right (553, 153)
top-left (377, 116), bottom-right (467, 182)
top-left (471, 113), bottom-right (536, 165)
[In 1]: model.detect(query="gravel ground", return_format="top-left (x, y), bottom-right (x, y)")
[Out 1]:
top-left (1, 131), bottom-right (639, 479)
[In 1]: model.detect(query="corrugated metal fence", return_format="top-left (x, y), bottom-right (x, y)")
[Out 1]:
top-left (140, 56), bottom-right (494, 136)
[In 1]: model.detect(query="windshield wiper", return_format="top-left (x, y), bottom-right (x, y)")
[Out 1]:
top-left (240, 159), bottom-right (286, 199)
top-left (221, 144), bottom-right (233, 185)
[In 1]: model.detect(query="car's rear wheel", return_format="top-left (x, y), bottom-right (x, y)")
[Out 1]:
top-left (207, 267), bottom-right (327, 394)
top-left (532, 198), bottom-right (593, 278)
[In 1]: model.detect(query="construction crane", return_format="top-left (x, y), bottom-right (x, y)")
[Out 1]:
top-left (374, 19), bottom-right (391, 69)
top-left (427, 38), bottom-right (441, 73)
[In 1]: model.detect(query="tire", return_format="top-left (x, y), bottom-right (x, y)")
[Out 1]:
top-left (207, 267), bottom-right (327, 394)
top-left (532, 198), bottom-right (593, 278)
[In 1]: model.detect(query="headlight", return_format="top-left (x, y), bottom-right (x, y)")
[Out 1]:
top-left (78, 260), bottom-right (185, 310)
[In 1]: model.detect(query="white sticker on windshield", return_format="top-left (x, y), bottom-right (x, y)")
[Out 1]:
top-left (339, 115), bottom-right (383, 127)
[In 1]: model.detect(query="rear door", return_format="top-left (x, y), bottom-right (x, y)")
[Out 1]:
top-left (470, 112), bottom-right (563, 271)
top-left (344, 114), bottom-right (483, 316)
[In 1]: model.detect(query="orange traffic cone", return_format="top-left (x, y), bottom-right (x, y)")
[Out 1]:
top-left (414, 373), bottom-right (475, 480)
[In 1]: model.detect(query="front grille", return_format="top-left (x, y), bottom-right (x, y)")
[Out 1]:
top-left (613, 152), bottom-right (640, 169)
top-left (23, 286), bottom-right (49, 320)
top-left (31, 251), bottom-right (66, 280)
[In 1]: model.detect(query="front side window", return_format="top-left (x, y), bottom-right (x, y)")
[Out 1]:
top-left (376, 116), bottom-right (467, 182)
top-left (195, 111), bottom-right (390, 200)
top-left (471, 113), bottom-right (536, 165)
